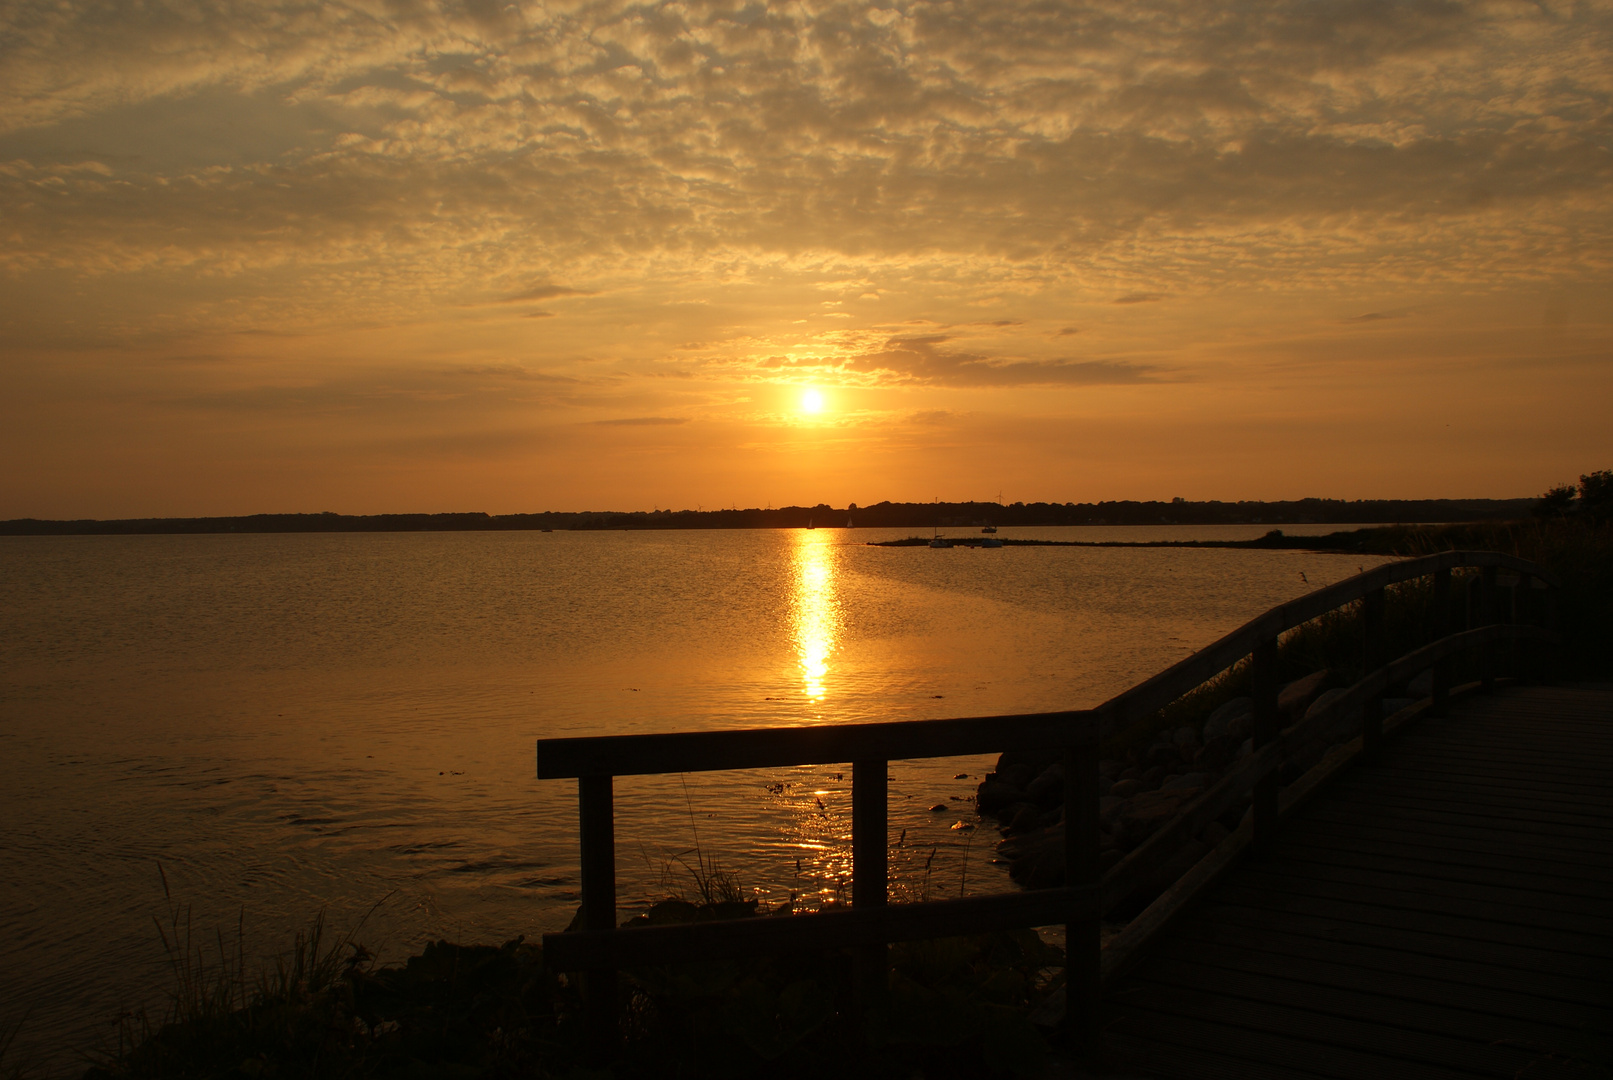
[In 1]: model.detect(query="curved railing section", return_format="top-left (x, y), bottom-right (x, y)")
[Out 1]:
top-left (535, 549), bottom-right (1559, 1050)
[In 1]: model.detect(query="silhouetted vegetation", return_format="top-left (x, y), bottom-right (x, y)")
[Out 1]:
top-left (82, 889), bottom-right (1062, 1080)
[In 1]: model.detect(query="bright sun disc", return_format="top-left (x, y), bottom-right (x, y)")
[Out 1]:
top-left (801, 389), bottom-right (825, 413)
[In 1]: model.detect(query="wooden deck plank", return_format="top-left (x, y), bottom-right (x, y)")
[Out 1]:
top-left (1223, 871), bottom-right (1613, 950)
top-left (1191, 903), bottom-right (1611, 1001)
top-left (1102, 1002), bottom-right (1486, 1080)
top-left (1254, 851), bottom-right (1613, 921)
top-left (1322, 791), bottom-right (1613, 833)
top-left (1167, 917), bottom-right (1613, 1020)
top-left (1348, 763), bottom-right (1611, 799)
top-left (1100, 686), bottom-right (1613, 1079)
top-left (1319, 774), bottom-right (1613, 816)
top-left (1109, 980), bottom-right (1543, 1077)
top-left (1301, 804), bottom-right (1613, 856)
top-left (1099, 1031), bottom-right (1336, 1080)
top-left (1128, 950), bottom-right (1602, 1049)
top-left (1281, 820), bottom-right (1613, 885)
top-left (1268, 831), bottom-right (1613, 899)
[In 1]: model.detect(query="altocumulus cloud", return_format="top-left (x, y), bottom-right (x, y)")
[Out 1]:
top-left (1, 0), bottom-right (1609, 306)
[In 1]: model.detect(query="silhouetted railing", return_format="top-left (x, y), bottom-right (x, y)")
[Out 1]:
top-left (536, 550), bottom-right (1558, 1051)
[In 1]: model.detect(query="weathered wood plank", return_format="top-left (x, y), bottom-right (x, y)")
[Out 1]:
top-left (1110, 983), bottom-right (1539, 1078)
top-left (1322, 771), bottom-right (1613, 813)
top-left (1100, 1031), bottom-right (1336, 1080)
top-left (1128, 952), bottom-right (1596, 1055)
top-left (1102, 1005), bottom-right (1483, 1080)
top-left (1166, 918), bottom-right (1613, 1021)
top-left (1264, 848), bottom-right (1613, 915)
top-left (1268, 833), bottom-right (1613, 899)
top-left (1227, 868), bottom-right (1613, 944)
top-left (1282, 819), bottom-right (1613, 884)
top-left (536, 708), bottom-right (1097, 777)
top-left (1354, 760), bottom-right (1612, 796)
top-left (1191, 902), bottom-right (1612, 999)
top-left (1300, 805), bottom-right (1613, 856)
top-left (1302, 789), bottom-right (1613, 834)
top-left (1210, 878), bottom-right (1613, 958)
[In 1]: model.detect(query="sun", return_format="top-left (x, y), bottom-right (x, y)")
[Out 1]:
top-left (800, 388), bottom-right (826, 414)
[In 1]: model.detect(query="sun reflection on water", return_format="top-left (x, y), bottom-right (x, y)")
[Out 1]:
top-left (789, 529), bottom-right (842, 703)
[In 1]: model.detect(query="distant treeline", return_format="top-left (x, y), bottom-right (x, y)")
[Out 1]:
top-left (0, 498), bottom-right (1539, 535)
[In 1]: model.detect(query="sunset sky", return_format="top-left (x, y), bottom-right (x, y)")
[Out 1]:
top-left (3, 0), bottom-right (1610, 517)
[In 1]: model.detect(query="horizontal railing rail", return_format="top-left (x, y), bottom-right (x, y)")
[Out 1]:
top-left (535, 549), bottom-right (1557, 1053)
top-left (537, 709), bottom-right (1095, 778)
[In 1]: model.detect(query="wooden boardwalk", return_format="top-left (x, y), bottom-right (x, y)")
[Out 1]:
top-left (1100, 685), bottom-right (1613, 1080)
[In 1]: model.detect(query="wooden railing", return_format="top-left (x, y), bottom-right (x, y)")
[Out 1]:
top-left (535, 549), bottom-right (1558, 1050)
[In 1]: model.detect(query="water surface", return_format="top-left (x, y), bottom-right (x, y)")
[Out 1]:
top-left (0, 525), bottom-right (1389, 1070)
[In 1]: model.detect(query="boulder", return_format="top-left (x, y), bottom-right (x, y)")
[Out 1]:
top-left (1172, 725), bottom-right (1200, 750)
top-left (1002, 762), bottom-right (1035, 789)
top-left (1000, 824), bottom-right (1066, 888)
top-left (1108, 787), bottom-right (1202, 850)
top-left (1279, 670), bottom-right (1330, 718)
top-left (1146, 743), bottom-right (1182, 770)
top-left (1236, 738), bottom-right (1253, 760)
top-left (1108, 778), bottom-right (1145, 799)
top-left (1226, 713), bottom-right (1253, 742)
top-left (1027, 762), bottom-right (1066, 808)
top-left (976, 775), bottom-right (1026, 814)
top-left (1204, 697), bottom-right (1252, 742)
top-left (1162, 771), bottom-right (1210, 792)
top-left (1304, 686), bottom-right (1351, 720)
top-left (1194, 736), bottom-right (1233, 771)
top-left (998, 805), bottom-right (1031, 833)
top-left (995, 747), bottom-right (1061, 782)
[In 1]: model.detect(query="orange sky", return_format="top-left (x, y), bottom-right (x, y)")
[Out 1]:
top-left (2, 0), bottom-right (1610, 517)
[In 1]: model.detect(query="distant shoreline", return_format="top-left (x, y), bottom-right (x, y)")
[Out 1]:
top-left (0, 498), bottom-right (1536, 536)
top-left (868, 529), bottom-right (1398, 552)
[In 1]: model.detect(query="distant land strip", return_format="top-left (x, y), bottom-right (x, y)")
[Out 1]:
top-left (871, 530), bottom-right (1403, 551)
top-left (0, 499), bottom-right (1537, 536)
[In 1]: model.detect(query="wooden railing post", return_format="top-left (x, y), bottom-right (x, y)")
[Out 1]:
top-left (578, 774), bottom-right (618, 1055)
top-left (852, 758), bottom-right (888, 1011)
top-left (1480, 565), bottom-right (1498, 692)
top-left (1430, 567), bottom-right (1451, 717)
top-left (1542, 583), bottom-right (1559, 684)
top-left (1064, 743), bottom-right (1101, 1056)
top-left (1362, 588), bottom-right (1386, 760)
top-left (1251, 638), bottom-right (1280, 853)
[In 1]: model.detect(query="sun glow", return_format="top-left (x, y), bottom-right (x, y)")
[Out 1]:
top-left (800, 389), bottom-right (825, 414)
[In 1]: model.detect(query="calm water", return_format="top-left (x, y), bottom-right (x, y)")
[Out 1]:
top-left (0, 525), bottom-right (1390, 1071)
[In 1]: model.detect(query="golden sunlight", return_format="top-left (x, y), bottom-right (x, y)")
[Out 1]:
top-left (789, 530), bottom-right (841, 702)
top-left (800, 389), bottom-right (825, 415)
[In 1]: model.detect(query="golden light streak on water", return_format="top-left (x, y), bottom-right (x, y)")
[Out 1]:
top-left (789, 529), bottom-right (842, 703)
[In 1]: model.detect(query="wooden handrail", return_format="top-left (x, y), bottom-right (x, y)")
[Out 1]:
top-left (537, 708), bottom-right (1095, 779)
top-left (535, 549), bottom-right (1557, 1055)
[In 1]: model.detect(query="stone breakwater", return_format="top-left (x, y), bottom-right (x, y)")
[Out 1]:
top-left (976, 670), bottom-right (1424, 913)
